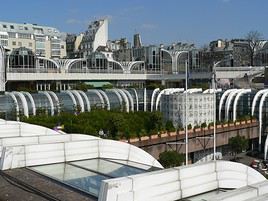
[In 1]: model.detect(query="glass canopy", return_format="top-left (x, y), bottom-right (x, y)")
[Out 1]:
top-left (30, 158), bottom-right (156, 198)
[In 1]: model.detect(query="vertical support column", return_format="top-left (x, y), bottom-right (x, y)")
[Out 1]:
top-left (144, 88), bottom-right (147, 112)
top-left (0, 46), bottom-right (6, 92)
top-left (161, 79), bottom-right (166, 86)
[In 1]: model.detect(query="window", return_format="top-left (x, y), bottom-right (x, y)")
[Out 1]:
top-left (35, 37), bottom-right (45, 42)
top-left (8, 32), bottom-right (16, 38)
top-left (12, 41), bottom-right (16, 46)
top-left (51, 40), bottom-right (60, 45)
top-left (36, 49), bottom-right (45, 56)
top-left (18, 42), bottom-right (22, 47)
top-left (51, 44), bottom-right (60, 49)
top-left (29, 42), bottom-right (32, 47)
top-left (33, 27), bottom-right (44, 34)
top-left (2, 25), bottom-right (7, 28)
top-left (10, 25), bottom-right (14, 29)
top-left (36, 42), bottom-right (45, 49)
top-left (18, 33), bottom-right (31, 39)
top-left (0, 40), bottom-right (8, 46)
top-left (24, 27), bottom-right (28, 30)
top-left (19, 26), bottom-right (23, 30)
top-left (0, 35), bottom-right (8, 39)
top-left (51, 50), bottom-right (61, 56)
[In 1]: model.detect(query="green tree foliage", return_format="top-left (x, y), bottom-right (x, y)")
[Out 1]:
top-left (146, 82), bottom-right (164, 90)
top-left (102, 84), bottom-right (114, 89)
top-left (165, 120), bottom-right (175, 132)
top-left (159, 151), bottom-right (185, 168)
top-left (73, 83), bottom-right (94, 91)
top-left (22, 110), bottom-right (165, 140)
top-left (229, 135), bottom-right (249, 159)
top-left (187, 124), bottom-right (192, 130)
top-left (201, 122), bottom-right (207, 128)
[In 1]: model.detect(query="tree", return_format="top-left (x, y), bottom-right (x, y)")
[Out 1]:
top-left (245, 31), bottom-right (263, 66)
top-left (73, 82), bottom-right (94, 91)
top-left (201, 122), bottom-right (207, 128)
top-left (165, 120), bottom-right (175, 132)
top-left (187, 124), bottom-right (192, 130)
top-left (229, 135), bottom-right (249, 159)
top-left (102, 84), bottom-right (114, 89)
top-left (159, 151), bottom-right (185, 168)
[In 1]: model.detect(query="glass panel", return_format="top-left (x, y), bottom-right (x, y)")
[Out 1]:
top-left (31, 163), bottom-right (109, 197)
top-left (107, 159), bottom-right (160, 171)
top-left (71, 159), bottom-right (145, 177)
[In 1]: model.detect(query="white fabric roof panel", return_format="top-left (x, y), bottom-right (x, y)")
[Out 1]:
top-left (0, 120), bottom-right (162, 171)
top-left (1, 138), bottom-right (162, 170)
top-left (0, 120), bottom-right (62, 138)
top-left (208, 181), bottom-right (268, 201)
top-left (99, 161), bottom-right (266, 201)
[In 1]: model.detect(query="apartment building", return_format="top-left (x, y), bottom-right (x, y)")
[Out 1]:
top-left (0, 21), bottom-right (66, 59)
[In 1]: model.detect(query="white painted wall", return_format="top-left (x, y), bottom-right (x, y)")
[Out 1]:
top-left (93, 19), bottom-right (108, 52)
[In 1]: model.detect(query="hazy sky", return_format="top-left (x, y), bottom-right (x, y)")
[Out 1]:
top-left (1, 0), bottom-right (267, 47)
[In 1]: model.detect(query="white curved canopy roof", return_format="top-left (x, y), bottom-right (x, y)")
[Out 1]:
top-left (99, 160), bottom-right (266, 201)
top-left (0, 119), bottom-right (62, 138)
top-left (0, 121), bottom-right (162, 170)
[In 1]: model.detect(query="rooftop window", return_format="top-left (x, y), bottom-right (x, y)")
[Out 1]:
top-left (30, 158), bottom-right (154, 198)
top-left (2, 24), bottom-right (7, 28)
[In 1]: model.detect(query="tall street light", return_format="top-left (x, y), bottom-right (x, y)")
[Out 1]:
top-left (212, 62), bottom-right (218, 160)
top-left (185, 52), bottom-right (189, 165)
top-left (212, 55), bottom-right (232, 160)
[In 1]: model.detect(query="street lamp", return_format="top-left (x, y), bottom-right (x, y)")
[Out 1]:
top-left (212, 62), bottom-right (217, 161)
top-left (212, 55), bottom-right (232, 160)
top-left (185, 52), bottom-right (189, 165)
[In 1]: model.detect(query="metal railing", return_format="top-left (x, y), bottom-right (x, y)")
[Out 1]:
top-left (7, 68), bottom-right (59, 73)
top-left (215, 66), bottom-right (265, 71)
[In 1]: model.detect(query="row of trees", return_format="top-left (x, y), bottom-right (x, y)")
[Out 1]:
top-left (22, 109), bottom-right (165, 140)
top-left (22, 109), bottom-right (255, 141)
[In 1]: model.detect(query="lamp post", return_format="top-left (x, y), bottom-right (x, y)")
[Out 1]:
top-left (212, 55), bottom-right (232, 160)
top-left (185, 59), bottom-right (188, 165)
top-left (185, 52), bottom-right (190, 165)
top-left (212, 62), bottom-right (218, 160)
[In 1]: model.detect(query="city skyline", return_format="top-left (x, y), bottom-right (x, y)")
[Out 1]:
top-left (0, 0), bottom-right (268, 47)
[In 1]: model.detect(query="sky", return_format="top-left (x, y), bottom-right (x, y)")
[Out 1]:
top-left (0, 0), bottom-right (268, 47)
